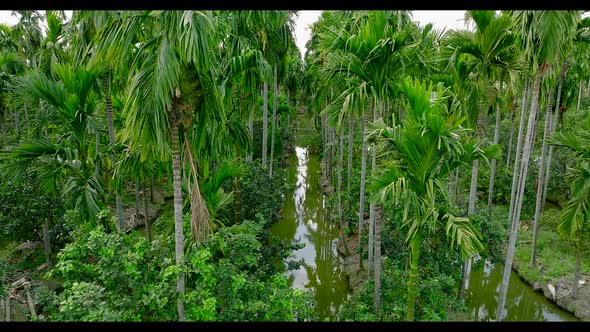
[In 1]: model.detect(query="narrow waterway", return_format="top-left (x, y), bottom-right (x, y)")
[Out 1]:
top-left (270, 114), bottom-right (577, 322)
top-left (464, 259), bottom-right (577, 321)
top-left (270, 113), bottom-right (351, 321)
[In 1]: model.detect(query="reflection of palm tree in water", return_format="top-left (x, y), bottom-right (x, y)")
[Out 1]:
top-left (273, 114), bottom-right (351, 320)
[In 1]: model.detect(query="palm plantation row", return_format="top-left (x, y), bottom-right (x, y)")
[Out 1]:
top-left (304, 10), bottom-right (590, 321)
top-left (0, 10), bottom-right (589, 321)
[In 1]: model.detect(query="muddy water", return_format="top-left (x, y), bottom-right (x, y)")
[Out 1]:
top-left (465, 259), bottom-right (577, 321)
top-left (270, 114), bottom-right (351, 321)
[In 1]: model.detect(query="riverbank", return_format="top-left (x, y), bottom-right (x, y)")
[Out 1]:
top-left (510, 209), bottom-right (590, 321)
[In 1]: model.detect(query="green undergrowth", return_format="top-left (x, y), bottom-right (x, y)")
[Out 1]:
top-left (513, 209), bottom-right (590, 285)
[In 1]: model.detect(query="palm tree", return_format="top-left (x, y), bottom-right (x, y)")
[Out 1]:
top-left (442, 10), bottom-right (521, 219)
top-left (496, 10), bottom-right (580, 321)
top-left (368, 77), bottom-right (498, 321)
top-left (1, 64), bottom-right (105, 224)
top-left (552, 113), bottom-right (590, 299)
top-left (94, 10), bottom-right (221, 321)
top-left (319, 11), bottom-right (429, 270)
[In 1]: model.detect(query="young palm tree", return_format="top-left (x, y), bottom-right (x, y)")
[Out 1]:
top-left (552, 113), bottom-right (590, 299)
top-left (368, 77), bottom-right (499, 321)
top-left (1, 64), bottom-right (105, 223)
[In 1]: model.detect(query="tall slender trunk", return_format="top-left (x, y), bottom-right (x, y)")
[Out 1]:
top-left (373, 203), bottom-right (383, 319)
top-left (497, 72), bottom-right (542, 321)
top-left (262, 83), bottom-right (269, 166)
top-left (269, 64), bottom-right (278, 177)
top-left (487, 95), bottom-right (502, 216)
top-left (347, 111), bottom-right (354, 195)
top-left (572, 246), bottom-right (582, 299)
top-left (247, 101), bottom-right (254, 163)
top-left (506, 101), bottom-right (517, 168)
top-left (104, 74), bottom-right (125, 233)
top-left (368, 104), bottom-right (377, 274)
top-left (338, 132), bottom-right (344, 229)
top-left (144, 183), bottom-right (151, 242)
top-left (406, 233), bottom-right (422, 321)
top-left (467, 102), bottom-right (485, 215)
top-left (171, 123), bottom-right (185, 321)
top-left (576, 80), bottom-right (582, 113)
top-left (462, 153), bottom-right (479, 291)
top-left (95, 130), bottom-right (101, 178)
top-left (358, 107), bottom-right (368, 270)
top-left (43, 216), bottom-right (55, 290)
top-left (531, 86), bottom-right (555, 266)
top-left (234, 175), bottom-right (241, 226)
top-left (135, 178), bottom-right (141, 225)
top-left (43, 217), bottom-right (53, 270)
top-left (542, 64), bottom-right (567, 212)
top-left (508, 79), bottom-right (531, 225)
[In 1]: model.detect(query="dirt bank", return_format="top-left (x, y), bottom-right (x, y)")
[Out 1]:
top-left (512, 259), bottom-right (590, 321)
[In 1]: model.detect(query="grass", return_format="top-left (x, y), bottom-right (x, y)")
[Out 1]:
top-left (513, 208), bottom-right (590, 285)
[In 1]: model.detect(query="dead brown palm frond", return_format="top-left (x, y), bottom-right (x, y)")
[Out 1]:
top-left (183, 131), bottom-right (210, 244)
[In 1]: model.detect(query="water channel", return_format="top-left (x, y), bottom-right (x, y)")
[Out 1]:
top-left (270, 114), bottom-right (351, 320)
top-left (271, 113), bottom-right (577, 322)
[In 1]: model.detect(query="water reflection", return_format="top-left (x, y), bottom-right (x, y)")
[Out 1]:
top-left (271, 115), bottom-right (351, 320)
top-left (465, 259), bottom-right (577, 321)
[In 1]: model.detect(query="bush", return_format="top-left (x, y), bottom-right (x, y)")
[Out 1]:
top-left (46, 213), bottom-right (315, 322)
top-left (238, 161), bottom-right (289, 225)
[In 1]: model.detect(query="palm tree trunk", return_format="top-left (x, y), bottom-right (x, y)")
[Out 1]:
top-left (95, 130), bottom-right (101, 178)
top-left (487, 100), bottom-right (502, 216)
top-left (406, 233), bottom-right (422, 321)
top-left (542, 64), bottom-right (567, 212)
top-left (373, 203), bottom-right (383, 319)
top-left (358, 107), bottom-right (368, 270)
top-left (497, 72), bottom-right (542, 321)
top-left (171, 123), bottom-right (185, 321)
top-left (347, 111), bottom-right (354, 195)
top-left (42, 217), bottom-right (54, 280)
top-left (247, 101), bottom-right (254, 163)
top-left (234, 175), bottom-right (241, 226)
top-left (531, 86), bottom-right (555, 266)
top-left (262, 83), bottom-right (269, 167)
top-left (135, 178), bottom-right (141, 225)
top-left (463, 153), bottom-right (479, 291)
top-left (144, 183), bottom-right (151, 242)
top-left (104, 74), bottom-right (125, 233)
top-left (467, 102), bottom-right (485, 215)
top-left (338, 132), bottom-right (344, 228)
top-left (572, 245), bottom-right (582, 299)
top-left (269, 64), bottom-right (278, 177)
top-left (508, 79), bottom-right (531, 227)
top-left (506, 102), bottom-right (517, 168)
top-left (368, 149), bottom-right (376, 275)
top-left (576, 80), bottom-right (582, 113)
top-left (368, 104), bottom-right (378, 274)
